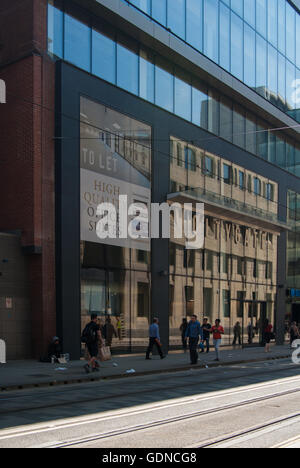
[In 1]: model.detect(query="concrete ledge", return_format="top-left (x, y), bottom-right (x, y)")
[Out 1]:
top-left (0, 350), bottom-right (292, 394)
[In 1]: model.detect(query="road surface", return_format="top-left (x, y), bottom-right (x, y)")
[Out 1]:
top-left (0, 358), bottom-right (299, 448)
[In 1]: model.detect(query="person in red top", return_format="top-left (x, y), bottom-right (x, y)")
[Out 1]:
top-left (264, 320), bottom-right (273, 353)
top-left (211, 319), bottom-right (224, 362)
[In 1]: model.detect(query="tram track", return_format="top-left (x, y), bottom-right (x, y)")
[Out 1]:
top-left (193, 413), bottom-right (300, 448)
top-left (4, 383), bottom-right (299, 448)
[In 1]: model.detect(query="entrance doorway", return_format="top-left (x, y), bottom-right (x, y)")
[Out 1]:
top-left (244, 300), bottom-right (268, 346)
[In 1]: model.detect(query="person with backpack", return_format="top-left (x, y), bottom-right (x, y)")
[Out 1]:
top-left (201, 318), bottom-right (212, 353)
top-left (81, 313), bottom-right (103, 373)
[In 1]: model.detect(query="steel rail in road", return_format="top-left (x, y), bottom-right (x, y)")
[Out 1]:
top-left (19, 384), bottom-right (300, 448)
top-left (192, 414), bottom-right (300, 448)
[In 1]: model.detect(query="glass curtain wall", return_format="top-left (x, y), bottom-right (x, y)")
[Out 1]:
top-left (170, 136), bottom-right (278, 346)
top-left (287, 190), bottom-right (300, 289)
top-left (80, 97), bottom-right (152, 353)
top-left (121, 0), bottom-right (300, 123)
top-left (48, 0), bottom-right (300, 177)
top-left (286, 190), bottom-right (300, 332)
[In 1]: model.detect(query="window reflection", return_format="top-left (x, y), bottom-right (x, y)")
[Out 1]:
top-left (48, 1), bottom-right (300, 176)
top-left (80, 97), bottom-right (152, 352)
top-left (64, 13), bottom-right (91, 71)
top-left (117, 35), bottom-right (139, 95)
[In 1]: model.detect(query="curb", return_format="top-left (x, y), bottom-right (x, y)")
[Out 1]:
top-left (0, 354), bottom-right (291, 393)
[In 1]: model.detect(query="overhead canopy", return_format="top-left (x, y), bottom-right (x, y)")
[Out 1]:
top-left (167, 188), bottom-right (290, 234)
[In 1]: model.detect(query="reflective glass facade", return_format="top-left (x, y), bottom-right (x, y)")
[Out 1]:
top-left (286, 189), bottom-right (300, 326)
top-left (48, 1), bottom-right (300, 176)
top-left (169, 136), bottom-right (278, 346)
top-left (122, 0), bottom-right (300, 122)
top-left (287, 189), bottom-right (300, 288)
top-left (80, 97), bottom-right (152, 352)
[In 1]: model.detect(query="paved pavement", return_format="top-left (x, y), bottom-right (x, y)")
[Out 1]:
top-left (0, 344), bottom-right (292, 391)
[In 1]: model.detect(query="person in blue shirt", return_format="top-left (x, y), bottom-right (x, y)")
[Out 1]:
top-left (146, 318), bottom-right (165, 360)
top-left (185, 315), bottom-right (203, 365)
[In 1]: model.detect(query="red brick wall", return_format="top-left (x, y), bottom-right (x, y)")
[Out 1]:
top-left (0, 0), bottom-right (56, 357)
top-left (0, 0), bottom-right (47, 65)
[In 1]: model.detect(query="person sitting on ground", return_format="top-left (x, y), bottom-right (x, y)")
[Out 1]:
top-left (41, 336), bottom-right (61, 363)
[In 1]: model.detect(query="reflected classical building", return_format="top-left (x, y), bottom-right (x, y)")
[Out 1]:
top-left (168, 137), bottom-right (280, 346)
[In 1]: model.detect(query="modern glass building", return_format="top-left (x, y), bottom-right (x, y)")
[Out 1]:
top-left (45, 0), bottom-right (300, 357)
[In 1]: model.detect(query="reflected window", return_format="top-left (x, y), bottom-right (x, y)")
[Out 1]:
top-left (204, 0), bottom-right (219, 63)
top-left (206, 251), bottom-right (213, 271)
top-left (155, 59), bottom-right (174, 113)
top-left (222, 290), bottom-right (231, 318)
top-left (254, 177), bottom-right (261, 196)
top-left (223, 163), bottom-right (232, 185)
top-left (266, 183), bottom-right (274, 201)
top-left (140, 49), bottom-right (155, 103)
top-left (92, 28), bottom-right (116, 84)
top-left (239, 171), bottom-right (245, 190)
top-left (167, 0), bottom-right (186, 39)
top-left (204, 155), bottom-right (215, 178)
top-left (185, 148), bottom-right (196, 172)
top-left (175, 73), bottom-right (192, 121)
top-left (48, 3), bottom-right (63, 57)
top-left (152, 0), bottom-right (167, 25)
top-left (186, 0), bottom-right (203, 51)
top-left (65, 14), bottom-right (91, 71)
top-left (231, 12), bottom-right (243, 81)
top-left (137, 282), bottom-right (150, 318)
top-left (117, 36), bottom-right (139, 95)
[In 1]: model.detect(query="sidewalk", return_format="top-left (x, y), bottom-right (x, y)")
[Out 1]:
top-left (0, 345), bottom-right (292, 391)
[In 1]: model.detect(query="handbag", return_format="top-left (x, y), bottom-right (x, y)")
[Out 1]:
top-left (99, 346), bottom-right (112, 362)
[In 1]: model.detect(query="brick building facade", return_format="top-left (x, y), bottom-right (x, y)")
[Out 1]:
top-left (0, 0), bottom-right (56, 358)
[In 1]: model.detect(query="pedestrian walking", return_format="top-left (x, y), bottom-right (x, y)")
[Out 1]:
top-left (103, 317), bottom-right (117, 348)
top-left (81, 313), bottom-right (103, 373)
top-left (232, 322), bottom-right (242, 347)
top-left (180, 318), bottom-right (188, 351)
top-left (185, 315), bottom-right (203, 365)
top-left (263, 319), bottom-right (273, 353)
top-left (146, 318), bottom-right (165, 360)
top-left (212, 319), bottom-right (224, 362)
top-left (201, 318), bottom-right (212, 353)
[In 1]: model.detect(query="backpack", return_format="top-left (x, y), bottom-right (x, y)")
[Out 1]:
top-left (81, 323), bottom-right (97, 344)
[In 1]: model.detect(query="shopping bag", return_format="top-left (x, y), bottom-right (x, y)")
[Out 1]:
top-left (199, 342), bottom-right (205, 351)
top-left (99, 346), bottom-right (112, 362)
